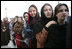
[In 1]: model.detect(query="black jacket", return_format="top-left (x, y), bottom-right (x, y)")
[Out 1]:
top-left (44, 22), bottom-right (69, 48)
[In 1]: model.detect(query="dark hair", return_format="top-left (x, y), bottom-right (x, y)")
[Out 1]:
top-left (28, 4), bottom-right (39, 25)
top-left (15, 16), bottom-right (18, 18)
top-left (17, 17), bottom-right (23, 23)
top-left (54, 3), bottom-right (69, 17)
top-left (54, 3), bottom-right (69, 21)
top-left (23, 12), bottom-right (28, 18)
top-left (41, 3), bottom-right (53, 26)
top-left (28, 4), bottom-right (38, 17)
top-left (41, 3), bottom-right (53, 19)
top-left (28, 4), bottom-right (38, 12)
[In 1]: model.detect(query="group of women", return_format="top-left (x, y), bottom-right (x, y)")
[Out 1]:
top-left (13, 3), bottom-right (71, 48)
top-left (1, 3), bottom-right (71, 48)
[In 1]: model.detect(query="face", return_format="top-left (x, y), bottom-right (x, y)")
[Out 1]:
top-left (24, 13), bottom-right (28, 21)
top-left (56, 5), bottom-right (68, 21)
top-left (10, 18), bottom-right (13, 22)
top-left (18, 18), bottom-right (22, 23)
top-left (4, 17), bottom-right (8, 21)
top-left (29, 7), bottom-right (37, 17)
top-left (43, 5), bottom-right (52, 18)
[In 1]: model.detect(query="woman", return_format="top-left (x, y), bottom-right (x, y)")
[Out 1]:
top-left (13, 17), bottom-right (24, 48)
top-left (43, 3), bottom-right (69, 48)
top-left (35, 3), bottom-right (55, 48)
top-left (22, 12), bottom-right (32, 48)
top-left (27, 4), bottom-right (41, 48)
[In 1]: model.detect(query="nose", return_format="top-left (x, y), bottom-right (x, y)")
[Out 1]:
top-left (31, 11), bottom-right (34, 14)
top-left (62, 11), bottom-right (67, 16)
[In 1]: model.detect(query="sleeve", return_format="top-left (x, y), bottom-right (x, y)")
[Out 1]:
top-left (36, 28), bottom-right (48, 48)
top-left (32, 19), bottom-right (44, 34)
top-left (36, 28), bottom-right (48, 44)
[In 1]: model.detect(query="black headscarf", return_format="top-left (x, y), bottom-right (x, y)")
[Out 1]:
top-left (33, 3), bottom-right (54, 34)
top-left (41, 3), bottom-right (54, 27)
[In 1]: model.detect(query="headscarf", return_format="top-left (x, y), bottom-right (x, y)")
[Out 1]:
top-left (28, 4), bottom-right (39, 26)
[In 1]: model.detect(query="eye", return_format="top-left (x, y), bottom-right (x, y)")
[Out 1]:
top-left (65, 9), bottom-right (68, 12)
top-left (44, 9), bottom-right (48, 12)
top-left (58, 9), bottom-right (68, 13)
top-left (49, 9), bottom-right (52, 11)
top-left (33, 10), bottom-right (36, 12)
top-left (58, 10), bottom-right (63, 13)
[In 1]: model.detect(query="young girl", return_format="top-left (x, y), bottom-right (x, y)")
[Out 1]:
top-left (27, 4), bottom-right (40, 48)
top-left (13, 17), bottom-right (24, 48)
top-left (35, 3), bottom-right (54, 48)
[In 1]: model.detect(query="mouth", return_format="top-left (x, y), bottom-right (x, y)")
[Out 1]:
top-left (31, 15), bottom-right (35, 17)
top-left (62, 14), bottom-right (67, 18)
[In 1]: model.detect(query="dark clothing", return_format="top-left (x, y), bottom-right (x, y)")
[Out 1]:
top-left (30, 18), bottom-right (43, 35)
top-left (44, 22), bottom-right (69, 48)
top-left (23, 22), bottom-right (33, 38)
top-left (1, 22), bottom-right (10, 45)
top-left (66, 16), bottom-right (71, 23)
top-left (31, 37), bottom-right (37, 48)
top-left (29, 4), bottom-right (54, 48)
top-left (66, 17), bottom-right (71, 48)
top-left (28, 6), bottom-right (41, 47)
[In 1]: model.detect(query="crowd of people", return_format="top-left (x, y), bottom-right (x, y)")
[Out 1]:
top-left (1, 3), bottom-right (71, 48)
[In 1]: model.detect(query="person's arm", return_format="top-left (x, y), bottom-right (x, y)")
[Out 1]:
top-left (36, 20), bottom-right (57, 48)
top-left (36, 28), bottom-right (48, 48)
top-left (36, 20), bottom-right (57, 41)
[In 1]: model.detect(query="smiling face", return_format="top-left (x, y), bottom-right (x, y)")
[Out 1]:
top-left (43, 5), bottom-right (52, 18)
top-left (29, 7), bottom-right (37, 18)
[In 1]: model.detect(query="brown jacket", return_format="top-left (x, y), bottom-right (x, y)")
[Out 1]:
top-left (13, 22), bottom-right (24, 34)
top-left (36, 28), bottom-right (48, 48)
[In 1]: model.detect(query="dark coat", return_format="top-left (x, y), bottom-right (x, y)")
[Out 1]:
top-left (23, 22), bottom-right (33, 38)
top-left (44, 22), bottom-right (69, 48)
top-left (66, 17), bottom-right (71, 48)
top-left (35, 4), bottom-right (54, 48)
top-left (27, 5), bottom-right (41, 48)
top-left (1, 21), bottom-right (10, 45)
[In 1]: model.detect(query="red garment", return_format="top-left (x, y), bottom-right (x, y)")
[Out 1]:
top-left (16, 33), bottom-right (21, 48)
top-left (16, 33), bottom-right (26, 48)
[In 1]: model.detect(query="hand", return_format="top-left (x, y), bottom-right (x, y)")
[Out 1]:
top-left (2, 29), bottom-right (6, 32)
top-left (45, 20), bottom-right (57, 28)
top-left (36, 33), bottom-right (41, 41)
